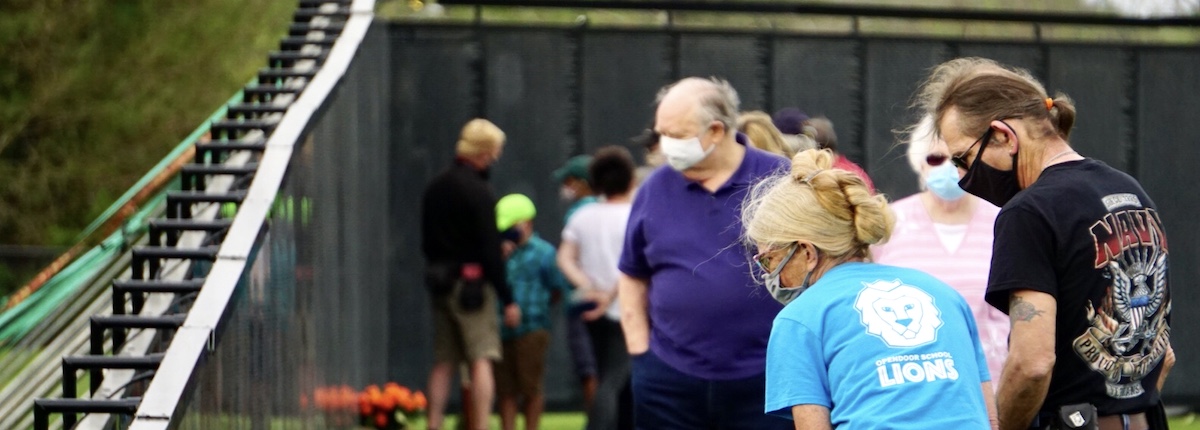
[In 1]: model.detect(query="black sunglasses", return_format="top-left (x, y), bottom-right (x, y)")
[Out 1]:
top-left (950, 128), bottom-right (995, 170)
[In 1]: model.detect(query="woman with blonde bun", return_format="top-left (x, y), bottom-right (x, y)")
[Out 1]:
top-left (743, 149), bottom-right (996, 429)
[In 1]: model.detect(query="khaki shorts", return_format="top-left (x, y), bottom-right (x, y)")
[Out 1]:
top-left (432, 281), bottom-right (501, 364)
top-left (495, 329), bottom-right (550, 398)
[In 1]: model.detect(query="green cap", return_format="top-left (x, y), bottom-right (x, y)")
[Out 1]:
top-left (553, 155), bottom-right (592, 183)
top-left (496, 193), bottom-right (537, 231)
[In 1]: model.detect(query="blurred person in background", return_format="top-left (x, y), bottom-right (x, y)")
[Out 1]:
top-left (555, 155), bottom-right (598, 222)
top-left (553, 154), bottom-right (602, 410)
top-left (743, 148), bottom-right (995, 429)
top-left (739, 110), bottom-right (813, 159)
top-left (771, 107), bottom-right (819, 155)
top-left (619, 77), bottom-right (790, 430)
top-left (494, 194), bottom-right (571, 430)
top-left (806, 115), bottom-right (876, 194)
top-left (557, 146), bottom-right (638, 430)
top-left (872, 114), bottom-right (1008, 386)
top-left (421, 118), bottom-right (521, 430)
top-left (631, 127), bottom-right (664, 185)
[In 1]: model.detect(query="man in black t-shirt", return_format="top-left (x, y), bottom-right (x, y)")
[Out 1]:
top-left (919, 57), bottom-right (1173, 430)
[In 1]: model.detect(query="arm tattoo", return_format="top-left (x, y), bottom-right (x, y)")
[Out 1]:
top-left (1010, 296), bottom-right (1045, 323)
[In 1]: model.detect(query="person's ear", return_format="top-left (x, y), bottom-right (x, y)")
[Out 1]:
top-left (709, 121), bottom-right (726, 141)
top-left (990, 120), bottom-right (1019, 154)
top-left (798, 241), bottom-right (819, 272)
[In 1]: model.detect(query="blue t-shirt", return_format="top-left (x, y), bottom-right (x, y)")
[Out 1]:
top-left (618, 141), bottom-right (790, 380)
top-left (765, 262), bottom-right (990, 429)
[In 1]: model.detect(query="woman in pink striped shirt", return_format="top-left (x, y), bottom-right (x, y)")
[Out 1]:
top-left (872, 115), bottom-right (1010, 387)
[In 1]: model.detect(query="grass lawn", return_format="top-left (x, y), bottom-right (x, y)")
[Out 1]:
top-left (1174, 413), bottom-right (1200, 429)
top-left (411, 412), bottom-right (585, 430)
top-left (414, 412), bottom-right (1200, 429)
top-left (175, 410), bottom-right (1200, 429)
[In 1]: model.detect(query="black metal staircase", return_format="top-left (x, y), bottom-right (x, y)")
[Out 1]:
top-left (31, 0), bottom-right (353, 428)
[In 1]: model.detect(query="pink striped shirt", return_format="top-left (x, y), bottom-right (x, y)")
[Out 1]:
top-left (872, 194), bottom-right (1009, 385)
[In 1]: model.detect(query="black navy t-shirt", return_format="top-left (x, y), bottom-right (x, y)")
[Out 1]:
top-left (985, 158), bottom-right (1171, 415)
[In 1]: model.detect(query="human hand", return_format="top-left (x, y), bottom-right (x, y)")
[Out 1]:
top-left (504, 304), bottom-right (521, 328)
top-left (627, 335), bottom-right (649, 355)
top-left (1157, 344), bottom-right (1175, 391)
top-left (581, 291), bottom-right (611, 322)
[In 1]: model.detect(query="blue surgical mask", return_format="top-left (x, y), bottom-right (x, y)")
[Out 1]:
top-left (925, 162), bottom-right (967, 201)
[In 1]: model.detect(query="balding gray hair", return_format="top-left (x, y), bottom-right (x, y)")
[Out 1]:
top-left (656, 77), bottom-right (741, 131)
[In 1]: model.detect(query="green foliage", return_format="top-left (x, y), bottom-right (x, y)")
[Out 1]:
top-left (0, 0), bottom-right (295, 248)
top-left (0, 0), bottom-right (295, 296)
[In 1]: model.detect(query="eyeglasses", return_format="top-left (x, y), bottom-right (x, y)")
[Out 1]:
top-left (950, 128), bottom-right (995, 170)
top-left (753, 243), bottom-right (799, 275)
top-left (925, 154), bottom-right (947, 166)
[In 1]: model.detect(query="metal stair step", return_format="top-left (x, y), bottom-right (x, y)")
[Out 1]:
top-left (280, 36), bottom-right (339, 48)
top-left (289, 22), bottom-right (345, 35)
top-left (63, 354), bottom-right (163, 398)
top-left (112, 279), bottom-right (206, 316)
top-left (33, 398), bottom-right (141, 430)
top-left (90, 314), bottom-right (187, 356)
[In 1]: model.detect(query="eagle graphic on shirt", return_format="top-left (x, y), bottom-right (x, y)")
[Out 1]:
top-left (1075, 197), bottom-right (1171, 399)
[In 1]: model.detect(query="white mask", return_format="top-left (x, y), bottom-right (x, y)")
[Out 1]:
top-left (659, 134), bottom-right (715, 171)
top-left (559, 186), bottom-right (577, 201)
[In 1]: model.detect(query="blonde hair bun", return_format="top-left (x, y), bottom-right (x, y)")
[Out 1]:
top-left (743, 149), bottom-right (894, 261)
top-left (790, 149), bottom-right (894, 248)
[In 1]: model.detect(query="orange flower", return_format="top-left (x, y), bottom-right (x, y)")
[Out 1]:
top-left (375, 411), bottom-right (389, 428)
top-left (413, 391), bottom-right (427, 411)
top-left (359, 391), bottom-right (373, 416)
top-left (375, 392), bottom-right (397, 411)
top-left (389, 386), bottom-right (413, 411)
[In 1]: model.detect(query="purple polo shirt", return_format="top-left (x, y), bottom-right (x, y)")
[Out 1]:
top-left (619, 137), bottom-right (789, 380)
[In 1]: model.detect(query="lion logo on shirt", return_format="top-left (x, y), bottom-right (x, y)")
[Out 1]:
top-left (855, 279), bottom-right (943, 348)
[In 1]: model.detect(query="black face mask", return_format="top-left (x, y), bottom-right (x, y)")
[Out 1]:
top-left (958, 126), bottom-right (1021, 207)
top-left (501, 226), bottom-right (522, 243)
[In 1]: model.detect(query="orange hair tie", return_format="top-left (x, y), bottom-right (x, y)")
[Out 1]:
top-left (1044, 97), bottom-right (1054, 111)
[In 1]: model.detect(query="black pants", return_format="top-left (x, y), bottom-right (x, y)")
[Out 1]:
top-left (585, 318), bottom-right (633, 430)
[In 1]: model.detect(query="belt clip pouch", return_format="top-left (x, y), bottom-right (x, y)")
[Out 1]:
top-left (1056, 403), bottom-right (1098, 430)
top-left (425, 262), bottom-right (460, 297)
top-left (457, 263), bottom-right (486, 312)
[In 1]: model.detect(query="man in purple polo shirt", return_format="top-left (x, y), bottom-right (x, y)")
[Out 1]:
top-left (617, 77), bottom-right (790, 429)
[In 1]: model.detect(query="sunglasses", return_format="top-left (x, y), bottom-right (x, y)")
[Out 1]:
top-left (950, 128), bottom-right (996, 170)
